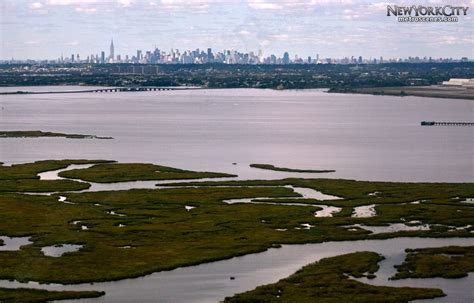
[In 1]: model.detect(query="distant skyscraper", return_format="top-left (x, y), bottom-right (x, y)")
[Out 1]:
top-left (152, 47), bottom-right (160, 63)
top-left (207, 48), bottom-right (213, 62)
top-left (109, 39), bottom-right (115, 61)
top-left (101, 51), bottom-right (105, 64)
top-left (283, 52), bottom-right (290, 64)
top-left (270, 54), bottom-right (276, 64)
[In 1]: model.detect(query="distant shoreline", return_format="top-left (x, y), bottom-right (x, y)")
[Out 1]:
top-left (1, 85), bottom-right (472, 100)
top-left (0, 130), bottom-right (113, 140)
top-left (329, 85), bottom-right (474, 100)
top-left (0, 86), bottom-right (201, 95)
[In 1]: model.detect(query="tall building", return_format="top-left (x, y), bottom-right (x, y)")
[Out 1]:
top-left (270, 54), bottom-right (276, 64)
top-left (137, 50), bottom-right (142, 62)
top-left (152, 47), bottom-right (160, 63)
top-left (283, 52), bottom-right (290, 64)
top-left (109, 39), bottom-right (115, 62)
top-left (207, 48), bottom-right (213, 62)
top-left (101, 51), bottom-right (105, 64)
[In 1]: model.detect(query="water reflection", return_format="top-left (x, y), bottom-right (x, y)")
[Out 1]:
top-left (1, 238), bottom-right (473, 303)
top-left (41, 244), bottom-right (83, 257)
top-left (0, 236), bottom-right (32, 251)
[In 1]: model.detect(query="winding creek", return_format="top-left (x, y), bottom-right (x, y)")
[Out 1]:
top-left (38, 164), bottom-right (96, 181)
top-left (1, 89), bottom-right (474, 302)
top-left (37, 165), bottom-right (345, 219)
top-left (222, 185), bottom-right (342, 218)
top-left (0, 165), bottom-right (472, 302)
top-left (160, 184), bottom-right (343, 218)
top-left (0, 238), bottom-right (473, 303)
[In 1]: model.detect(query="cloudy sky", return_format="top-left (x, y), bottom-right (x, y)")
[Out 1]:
top-left (1, 0), bottom-right (473, 60)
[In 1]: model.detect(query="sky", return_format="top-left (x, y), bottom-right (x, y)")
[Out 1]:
top-left (1, 0), bottom-right (473, 60)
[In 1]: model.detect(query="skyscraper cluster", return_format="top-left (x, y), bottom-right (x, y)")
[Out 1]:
top-left (54, 40), bottom-right (329, 65)
top-left (7, 39), bottom-right (470, 65)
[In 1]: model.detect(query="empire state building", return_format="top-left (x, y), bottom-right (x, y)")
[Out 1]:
top-left (109, 39), bottom-right (115, 62)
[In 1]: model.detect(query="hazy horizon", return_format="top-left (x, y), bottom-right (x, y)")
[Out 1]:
top-left (1, 0), bottom-right (473, 60)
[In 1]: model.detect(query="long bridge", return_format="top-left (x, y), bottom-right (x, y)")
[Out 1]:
top-left (421, 121), bottom-right (474, 126)
top-left (92, 87), bottom-right (180, 93)
top-left (0, 87), bottom-right (201, 95)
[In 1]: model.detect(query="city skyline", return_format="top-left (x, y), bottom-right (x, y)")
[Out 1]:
top-left (1, 0), bottom-right (473, 60)
top-left (4, 38), bottom-right (471, 65)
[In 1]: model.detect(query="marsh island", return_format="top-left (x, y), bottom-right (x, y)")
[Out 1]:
top-left (0, 160), bottom-right (473, 302)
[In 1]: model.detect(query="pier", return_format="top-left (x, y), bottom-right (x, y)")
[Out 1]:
top-left (421, 121), bottom-right (474, 126)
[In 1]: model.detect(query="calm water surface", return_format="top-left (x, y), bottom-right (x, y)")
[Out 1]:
top-left (0, 87), bottom-right (473, 302)
top-left (0, 87), bottom-right (472, 182)
top-left (0, 238), bottom-right (473, 303)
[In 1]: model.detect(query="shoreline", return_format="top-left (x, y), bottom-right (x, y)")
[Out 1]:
top-left (1, 84), bottom-right (472, 101)
top-left (0, 86), bottom-right (202, 95)
top-left (329, 86), bottom-right (474, 101)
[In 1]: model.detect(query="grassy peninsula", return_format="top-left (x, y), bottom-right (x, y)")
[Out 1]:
top-left (225, 252), bottom-right (444, 303)
top-left (0, 287), bottom-right (104, 303)
top-left (393, 246), bottom-right (474, 279)
top-left (330, 86), bottom-right (474, 100)
top-left (0, 160), bottom-right (113, 192)
top-left (0, 130), bottom-right (113, 139)
top-left (58, 162), bottom-right (236, 183)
